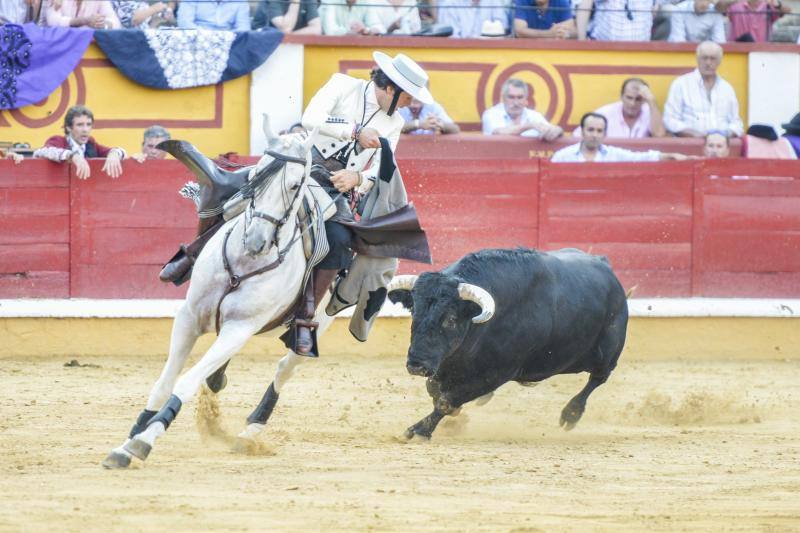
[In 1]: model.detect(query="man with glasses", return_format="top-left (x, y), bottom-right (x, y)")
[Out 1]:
top-left (573, 78), bottom-right (666, 138)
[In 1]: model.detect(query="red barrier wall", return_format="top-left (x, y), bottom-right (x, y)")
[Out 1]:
top-left (0, 160), bottom-right (70, 297)
top-left (2, 156), bottom-right (799, 299)
top-left (539, 160), bottom-right (695, 297)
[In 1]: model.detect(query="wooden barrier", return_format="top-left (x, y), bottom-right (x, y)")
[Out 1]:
top-left (1, 156), bottom-right (799, 299)
top-left (0, 160), bottom-right (70, 297)
top-left (69, 159), bottom-right (196, 298)
top-left (540, 160), bottom-right (695, 297)
top-left (692, 159), bottom-right (800, 297)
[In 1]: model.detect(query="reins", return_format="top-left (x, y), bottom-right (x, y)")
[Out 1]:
top-left (214, 148), bottom-right (310, 334)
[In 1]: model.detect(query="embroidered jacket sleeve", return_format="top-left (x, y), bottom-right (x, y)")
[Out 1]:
top-left (33, 136), bottom-right (74, 162)
top-left (302, 74), bottom-right (360, 140)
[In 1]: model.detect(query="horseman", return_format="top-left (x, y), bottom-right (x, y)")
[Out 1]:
top-left (157, 51), bottom-right (434, 357)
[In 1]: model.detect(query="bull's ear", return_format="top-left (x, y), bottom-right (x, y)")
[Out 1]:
top-left (388, 289), bottom-right (414, 311)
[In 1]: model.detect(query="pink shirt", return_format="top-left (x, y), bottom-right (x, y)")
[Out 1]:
top-left (573, 101), bottom-right (652, 138)
top-left (44, 0), bottom-right (121, 27)
top-left (727, 0), bottom-right (781, 42)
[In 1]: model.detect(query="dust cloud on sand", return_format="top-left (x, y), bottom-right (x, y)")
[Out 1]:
top-left (1, 354), bottom-right (799, 531)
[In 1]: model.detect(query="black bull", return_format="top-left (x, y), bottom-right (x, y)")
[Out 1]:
top-left (387, 247), bottom-right (629, 439)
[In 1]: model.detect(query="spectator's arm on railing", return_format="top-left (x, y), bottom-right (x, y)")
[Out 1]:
top-left (575, 0), bottom-right (593, 39)
top-left (270, 0), bottom-right (301, 32)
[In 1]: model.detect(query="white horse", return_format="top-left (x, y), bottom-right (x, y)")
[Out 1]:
top-left (103, 127), bottom-right (332, 469)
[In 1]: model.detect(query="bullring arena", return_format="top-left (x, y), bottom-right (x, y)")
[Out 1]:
top-left (3, 33), bottom-right (800, 531)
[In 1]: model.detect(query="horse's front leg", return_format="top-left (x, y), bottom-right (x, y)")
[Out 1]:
top-left (103, 305), bottom-right (201, 469)
top-left (120, 321), bottom-right (256, 465)
top-left (236, 299), bottom-right (336, 448)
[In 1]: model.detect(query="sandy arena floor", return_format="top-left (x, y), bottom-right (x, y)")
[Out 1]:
top-left (1, 349), bottom-right (799, 531)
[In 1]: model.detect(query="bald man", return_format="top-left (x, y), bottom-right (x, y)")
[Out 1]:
top-left (663, 41), bottom-right (744, 138)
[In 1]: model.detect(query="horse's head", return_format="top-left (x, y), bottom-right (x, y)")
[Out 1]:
top-left (243, 126), bottom-right (315, 257)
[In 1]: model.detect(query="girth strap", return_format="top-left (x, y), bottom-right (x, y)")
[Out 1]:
top-left (215, 225), bottom-right (286, 335)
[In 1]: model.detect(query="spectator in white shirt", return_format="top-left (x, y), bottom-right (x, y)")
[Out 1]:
top-left (668, 0), bottom-right (726, 42)
top-left (573, 77), bottom-right (667, 138)
top-left (372, 0), bottom-right (421, 33)
top-left (577, 0), bottom-right (656, 41)
top-left (320, 0), bottom-right (386, 35)
top-left (552, 112), bottom-right (690, 162)
top-left (399, 97), bottom-right (460, 135)
top-left (482, 78), bottom-right (563, 140)
top-left (663, 41), bottom-right (744, 138)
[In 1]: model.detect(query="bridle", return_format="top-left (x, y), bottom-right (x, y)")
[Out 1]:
top-left (243, 149), bottom-right (308, 255)
top-left (215, 147), bottom-right (309, 335)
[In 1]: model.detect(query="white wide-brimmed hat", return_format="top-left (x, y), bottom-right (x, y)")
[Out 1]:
top-left (372, 51), bottom-right (434, 104)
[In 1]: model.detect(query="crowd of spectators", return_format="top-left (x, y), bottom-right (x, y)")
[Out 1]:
top-left (1, 0), bottom-right (797, 40)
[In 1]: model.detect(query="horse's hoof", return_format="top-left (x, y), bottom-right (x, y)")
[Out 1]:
top-left (403, 427), bottom-right (431, 442)
top-left (206, 373), bottom-right (227, 394)
top-left (101, 450), bottom-right (131, 469)
top-left (232, 436), bottom-right (255, 454)
top-left (123, 438), bottom-right (152, 460)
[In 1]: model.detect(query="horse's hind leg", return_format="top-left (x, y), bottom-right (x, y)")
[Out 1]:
top-left (121, 322), bottom-right (255, 464)
top-left (237, 299), bottom-right (336, 445)
top-left (103, 306), bottom-right (201, 469)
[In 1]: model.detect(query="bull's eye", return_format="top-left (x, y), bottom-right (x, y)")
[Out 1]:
top-left (443, 314), bottom-right (457, 329)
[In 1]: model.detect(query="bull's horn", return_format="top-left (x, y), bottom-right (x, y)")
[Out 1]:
top-left (262, 114), bottom-right (277, 141)
top-left (458, 283), bottom-right (495, 323)
top-left (387, 275), bottom-right (418, 292)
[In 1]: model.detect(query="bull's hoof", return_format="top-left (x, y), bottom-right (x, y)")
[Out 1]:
top-left (403, 425), bottom-right (432, 441)
top-left (101, 450), bottom-right (131, 469)
top-left (123, 438), bottom-right (152, 460)
top-left (559, 401), bottom-right (585, 431)
top-left (206, 373), bottom-right (228, 394)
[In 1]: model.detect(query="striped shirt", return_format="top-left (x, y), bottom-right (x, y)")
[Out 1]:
top-left (590, 0), bottom-right (654, 41)
top-left (663, 69), bottom-right (743, 136)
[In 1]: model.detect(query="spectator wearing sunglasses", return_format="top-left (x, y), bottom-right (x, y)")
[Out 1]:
top-left (576, 0), bottom-right (656, 40)
top-left (668, 0), bottom-right (726, 42)
top-left (573, 78), bottom-right (666, 138)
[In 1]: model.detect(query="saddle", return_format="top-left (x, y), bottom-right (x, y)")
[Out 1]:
top-left (159, 140), bottom-right (254, 218)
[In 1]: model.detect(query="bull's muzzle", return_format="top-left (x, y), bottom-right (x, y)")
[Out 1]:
top-left (406, 362), bottom-right (434, 377)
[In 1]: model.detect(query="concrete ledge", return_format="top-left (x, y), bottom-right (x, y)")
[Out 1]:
top-left (2, 298), bottom-right (800, 318)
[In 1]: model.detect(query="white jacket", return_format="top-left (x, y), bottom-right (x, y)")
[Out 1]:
top-left (302, 73), bottom-right (404, 185)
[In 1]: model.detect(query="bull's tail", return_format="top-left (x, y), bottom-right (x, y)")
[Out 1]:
top-left (625, 285), bottom-right (638, 299)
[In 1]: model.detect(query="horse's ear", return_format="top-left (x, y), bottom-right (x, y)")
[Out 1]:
top-left (302, 126), bottom-right (318, 154)
top-left (262, 114), bottom-right (277, 141)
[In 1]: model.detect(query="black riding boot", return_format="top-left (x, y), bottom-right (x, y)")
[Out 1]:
top-left (293, 268), bottom-right (339, 357)
top-left (159, 215), bottom-right (224, 285)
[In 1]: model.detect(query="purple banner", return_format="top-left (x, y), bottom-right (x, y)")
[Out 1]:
top-left (1, 23), bottom-right (93, 110)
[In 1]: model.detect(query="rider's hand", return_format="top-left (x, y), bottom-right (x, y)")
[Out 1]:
top-left (330, 169), bottom-right (360, 192)
top-left (72, 153), bottom-right (91, 180)
top-left (357, 127), bottom-right (380, 149)
top-left (103, 151), bottom-right (123, 179)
